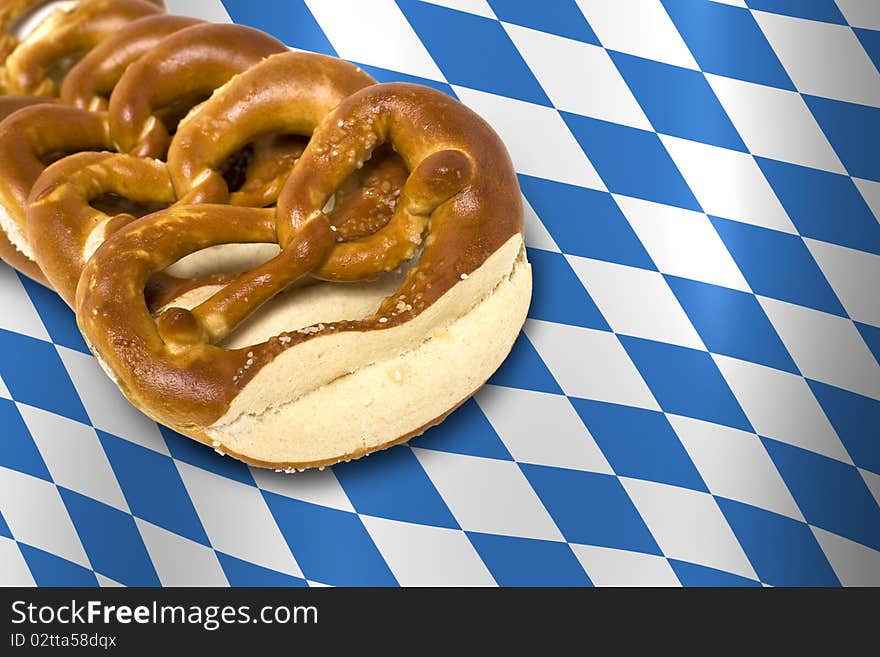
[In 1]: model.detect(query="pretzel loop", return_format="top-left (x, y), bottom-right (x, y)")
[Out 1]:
top-left (0, 104), bottom-right (111, 260)
top-left (59, 13), bottom-right (202, 110)
top-left (3, 0), bottom-right (164, 96)
top-left (25, 52), bottom-right (411, 306)
top-left (107, 22), bottom-right (287, 158)
top-left (26, 151), bottom-right (175, 301)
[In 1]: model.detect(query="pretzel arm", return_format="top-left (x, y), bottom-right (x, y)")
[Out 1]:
top-left (77, 205), bottom-right (278, 426)
top-left (0, 0), bottom-right (45, 62)
top-left (0, 104), bottom-right (111, 230)
top-left (169, 217), bottom-right (334, 345)
top-left (107, 23), bottom-right (287, 157)
top-left (60, 13), bottom-right (202, 109)
top-left (26, 151), bottom-right (175, 303)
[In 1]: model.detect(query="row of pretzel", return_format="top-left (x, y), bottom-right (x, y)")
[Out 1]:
top-left (0, 0), bottom-right (530, 470)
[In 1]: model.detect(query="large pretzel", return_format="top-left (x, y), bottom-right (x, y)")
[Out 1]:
top-left (2, 0), bottom-right (164, 96)
top-left (28, 53), bottom-right (408, 305)
top-left (76, 77), bottom-right (531, 470)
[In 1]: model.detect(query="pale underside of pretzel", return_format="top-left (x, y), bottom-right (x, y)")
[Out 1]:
top-left (77, 80), bottom-right (531, 469)
top-left (2, 0), bottom-right (164, 96)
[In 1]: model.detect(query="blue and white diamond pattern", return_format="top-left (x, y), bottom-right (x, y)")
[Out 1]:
top-left (0, 0), bottom-right (878, 587)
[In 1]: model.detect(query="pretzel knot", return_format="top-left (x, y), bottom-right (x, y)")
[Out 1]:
top-left (6, 29), bottom-right (314, 287)
top-left (76, 79), bottom-right (532, 469)
top-left (27, 51), bottom-right (407, 305)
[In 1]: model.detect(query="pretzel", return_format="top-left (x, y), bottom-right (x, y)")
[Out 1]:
top-left (2, 0), bottom-right (164, 96)
top-left (0, 92), bottom-right (53, 282)
top-left (0, 5), bottom-right (178, 281)
top-left (76, 78), bottom-right (532, 470)
top-left (28, 53), bottom-right (408, 305)
top-left (60, 12), bottom-right (202, 110)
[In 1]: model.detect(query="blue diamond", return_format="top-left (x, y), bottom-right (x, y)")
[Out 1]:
top-left (18, 543), bottom-right (97, 587)
top-left (620, 336), bottom-right (752, 432)
top-left (611, 51), bottom-right (745, 151)
top-left (527, 248), bottom-right (610, 330)
top-left (563, 113), bottom-right (701, 211)
top-left (669, 559), bottom-right (761, 587)
top-left (98, 431), bottom-right (209, 546)
top-left (570, 398), bottom-right (707, 491)
top-left (0, 398), bottom-right (50, 482)
top-left (217, 552), bottom-right (307, 587)
top-left (666, 275), bottom-right (798, 373)
top-left (522, 464), bottom-right (661, 555)
top-left (221, 0), bottom-right (336, 55)
top-left (59, 487), bottom-right (160, 586)
top-left (264, 493), bottom-right (397, 586)
top-left (467, 532), bottom-right (591, 586)
top-left (718, 497), bottom-right (839, 586)
top-left (762, 438), bottom-right (880, 551)
top-left (662, 0), bottom-right (794, 89)
top-left (333, 446), bottom-right (459, 528)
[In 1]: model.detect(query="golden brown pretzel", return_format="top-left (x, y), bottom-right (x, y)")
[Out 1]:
top-left (3, 20), bottom-right (299, 284)
top-left (107, 22), bottom-right (288, 158)
top-left (0, 104), bottom-right (113, 282)
top-left (27, 53), bottom-right (407, 304)
top-left (27, 147), bottom-right (409, 306)
top-left (0, 92), bottom-right (53, 282)
top-left (60, 13), bottom-right (202, 110)
top-left (2, 0), bottom-right (164, 96)
top-left (76, 79), bottom-right (530, 470)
